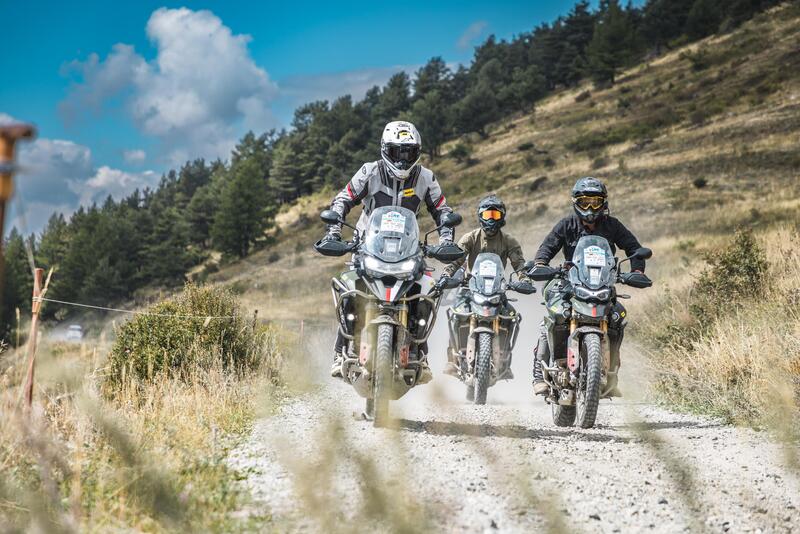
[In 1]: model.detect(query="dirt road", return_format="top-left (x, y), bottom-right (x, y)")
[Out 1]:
top-left (229, 302), bottom-right (800, 533)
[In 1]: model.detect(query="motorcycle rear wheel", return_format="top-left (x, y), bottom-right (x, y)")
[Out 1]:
top-left (474, 332), bottom-right (492, 405)
top-left (576, 333), bottom-right (603, 429)
top-left (373, 323), bottom-right (393, 428)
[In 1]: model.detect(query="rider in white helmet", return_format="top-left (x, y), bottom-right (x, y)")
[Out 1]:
top-left (323, 120), bottom-right (455, 378)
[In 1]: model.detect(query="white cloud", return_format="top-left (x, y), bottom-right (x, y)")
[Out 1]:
top-left (61, 7), bottom-right (278, 165)
top-left (457, 20), bottom-right (488, 50)
top-left (1, 111), bottom-right (159, 233)
top-left (123, 148), bottom-right (146, 164)
top-left (71, 166), bottom-right (157, 206)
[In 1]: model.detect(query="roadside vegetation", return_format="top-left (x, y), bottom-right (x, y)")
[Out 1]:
top-left (0, 285), bottom-right (286, 531)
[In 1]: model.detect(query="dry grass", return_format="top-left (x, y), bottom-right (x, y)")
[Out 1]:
top-left (638, 225), bottom-right (800, 431)
top-left (0, 295), bottom-right (286, 531)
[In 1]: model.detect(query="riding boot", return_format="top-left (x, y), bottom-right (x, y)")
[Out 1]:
top-left (532, 359), bottom-right (548, 396)
top-left (330, 331), bottom-right (346, 378)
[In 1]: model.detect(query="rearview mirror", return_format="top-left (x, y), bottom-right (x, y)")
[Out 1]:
top-left (440, 212), bottom-right (462, 228)
top-left (320, 210), bottom-right (341, 225)
top-left (633, 247), bottom-right (653, 260)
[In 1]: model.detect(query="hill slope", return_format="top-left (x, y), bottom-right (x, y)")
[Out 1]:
top-left (209, 2), bottom-right (800, 326)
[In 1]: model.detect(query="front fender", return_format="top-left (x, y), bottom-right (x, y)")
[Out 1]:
top-left (370, 314), bottom-right (401, 327)
top-left (566, 326), bottom-right (606, 373)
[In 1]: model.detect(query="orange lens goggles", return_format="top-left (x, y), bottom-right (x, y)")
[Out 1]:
top-left (480, 209), bottom-right (503, 221)
top-left (574, 196), bottom-right (605, 211)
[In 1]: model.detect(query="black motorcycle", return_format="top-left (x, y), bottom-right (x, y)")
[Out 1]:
top-left (446, 253), bottom-right (535, 404)
top-left (314, 206), bottom-right (465, 427)
top-left (527, 236), bottom-right (652, 428)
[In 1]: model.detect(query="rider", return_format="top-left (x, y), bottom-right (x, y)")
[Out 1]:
top-left (322, 120), bottom-right (454, 379)
top-left (442, 194), bottom-right (533, 376)
top-left (530, 177), bottom-right (649, 396)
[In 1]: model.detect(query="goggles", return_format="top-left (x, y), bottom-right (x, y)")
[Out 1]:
top-left (573, 195), bottom-right (605, 211)
top-left (480, 209), bottom-right (504, 221)
top-left (384, 144), bottom-right (420, 170)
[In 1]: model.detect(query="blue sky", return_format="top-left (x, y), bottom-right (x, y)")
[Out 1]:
top-left (1, 0), bottom-right (602, 233)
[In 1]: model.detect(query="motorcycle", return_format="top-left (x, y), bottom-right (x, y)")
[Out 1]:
top-left (314, 206), bottom-right (465, 427)
top-left (446, 253), bottom-right (536, 404)
top-left (527, 237), bottom-right (652, 428)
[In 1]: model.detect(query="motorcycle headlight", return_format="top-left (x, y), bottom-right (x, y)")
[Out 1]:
top-left (573, 285), bottom-right (611, 301)
top-left (362, 255), bottom-right (419, 280)
top-left (472, 293), bottom-right (501, 305)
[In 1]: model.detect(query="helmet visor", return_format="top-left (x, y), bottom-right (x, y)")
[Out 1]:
top-left (573, 195), bottom-right (605, 211)
top-left (480, 209), bottom-right (504, 221)
top-left (384, 144), bottom-right (420, 170)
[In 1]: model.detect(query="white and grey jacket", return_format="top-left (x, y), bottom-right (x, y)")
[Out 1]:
top-left (329, 161), bottom-right (454, 241)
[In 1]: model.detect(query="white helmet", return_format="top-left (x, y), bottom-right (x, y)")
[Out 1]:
top-left (381, 121), bottom-right (422, 179)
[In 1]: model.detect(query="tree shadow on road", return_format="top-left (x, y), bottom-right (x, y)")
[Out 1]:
top-left (396, 418), bottom-right (632, 443)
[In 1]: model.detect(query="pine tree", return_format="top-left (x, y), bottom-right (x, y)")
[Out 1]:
top-left (211, 157), bottom-right (271, 258)
top-left (586, 0), bottom-right (640, 86)
top-left (410, 90), bottom-right (450, 158)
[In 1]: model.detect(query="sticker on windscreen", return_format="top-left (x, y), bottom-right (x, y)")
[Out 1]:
top-left (384, 238), bottom-right (399, 254)
top-left (478, 260), bottom-right (498, 277)
top-left (380, 211), bottom-right (406, 233)
top-left (589, 267), bottom-right (601, 286)
top-left (583, 245), bottom-right (607, 267)
top-left (484, 279), bottom-right (494, 293)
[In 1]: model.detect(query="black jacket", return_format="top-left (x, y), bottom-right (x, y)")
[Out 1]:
top-left (534, 214), bottom-right (646, 272)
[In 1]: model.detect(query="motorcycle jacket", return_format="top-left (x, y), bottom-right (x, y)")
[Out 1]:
top-left (329, 160), bottom-right (454, 241)
top-left (534, 213), bottom-right (646, 272)
top-left (443, 228), bottom-right (529, 281)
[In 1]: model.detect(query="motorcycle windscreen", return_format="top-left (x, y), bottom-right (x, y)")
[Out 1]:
top-left (469, 252), bottom-right (504, 296)
top-left (363, 206), bottom-right (421, 262)
top-left (568, 236), bottom-right (615, 290)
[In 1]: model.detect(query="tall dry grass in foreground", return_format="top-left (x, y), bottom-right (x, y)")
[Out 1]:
top-left (640, 225), bottom-right (800, 434)
top-left (0, 285), bottom-right (285, 532)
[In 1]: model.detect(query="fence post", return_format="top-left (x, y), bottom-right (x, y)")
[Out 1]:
top-left (23, 268), bottom-right (44, 407)
top-left (0, 124), bottom-right (36, 308)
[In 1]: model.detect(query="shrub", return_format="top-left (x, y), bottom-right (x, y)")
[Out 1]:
top-left (692, 177), bottom-right (708, 188)
top-left (267, 251), bottom-right (281, 263)
top-left (449, 143), bottom-right (472, 163)
top-left (575, 90), bottom-right (591, 103)
top-left (689, 229), bottom-right (768, 325)
top-left (517, 142), bottom-right (535, 152)
top-left (106, 284), bottom-right (268, 392)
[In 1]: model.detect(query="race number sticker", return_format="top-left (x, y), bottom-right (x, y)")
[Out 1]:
top-left (583, 245), bottom-right (607, 267)
top-left (478, 260), bottom-right (498, 277)
top-left (380, 211), bottom-right (406, 233)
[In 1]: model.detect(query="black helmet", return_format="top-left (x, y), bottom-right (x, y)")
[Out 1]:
top-left (572, 177), bottom-right (608, 224)
top-left (477, 194), bottom-right (506, 236)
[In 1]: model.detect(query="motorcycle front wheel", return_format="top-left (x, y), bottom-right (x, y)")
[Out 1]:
top-left (576, 333), bottom-right (603, 429)
top-left (474, 332), bottom-right (492, 405)
top-left (373, 323), bottom-right (394, 427)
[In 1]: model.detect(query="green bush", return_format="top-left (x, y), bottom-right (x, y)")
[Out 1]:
top-left (449, 143), bottom-right (472, 163)
top-left (689, 230), bottom-right (768, 325)
top-left (106, 284), bottom-right (266, 392)
top-left (517, 142), bottom-right (535, 152)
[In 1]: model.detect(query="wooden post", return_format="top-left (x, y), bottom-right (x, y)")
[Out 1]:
top-left (0, 123), bottom-right (36, 309)
top-left (23, 268), bottom-right (44, 407)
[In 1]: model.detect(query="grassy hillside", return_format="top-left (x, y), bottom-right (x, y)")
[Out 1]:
top-left (210, 2), bottom-right (799, 322)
